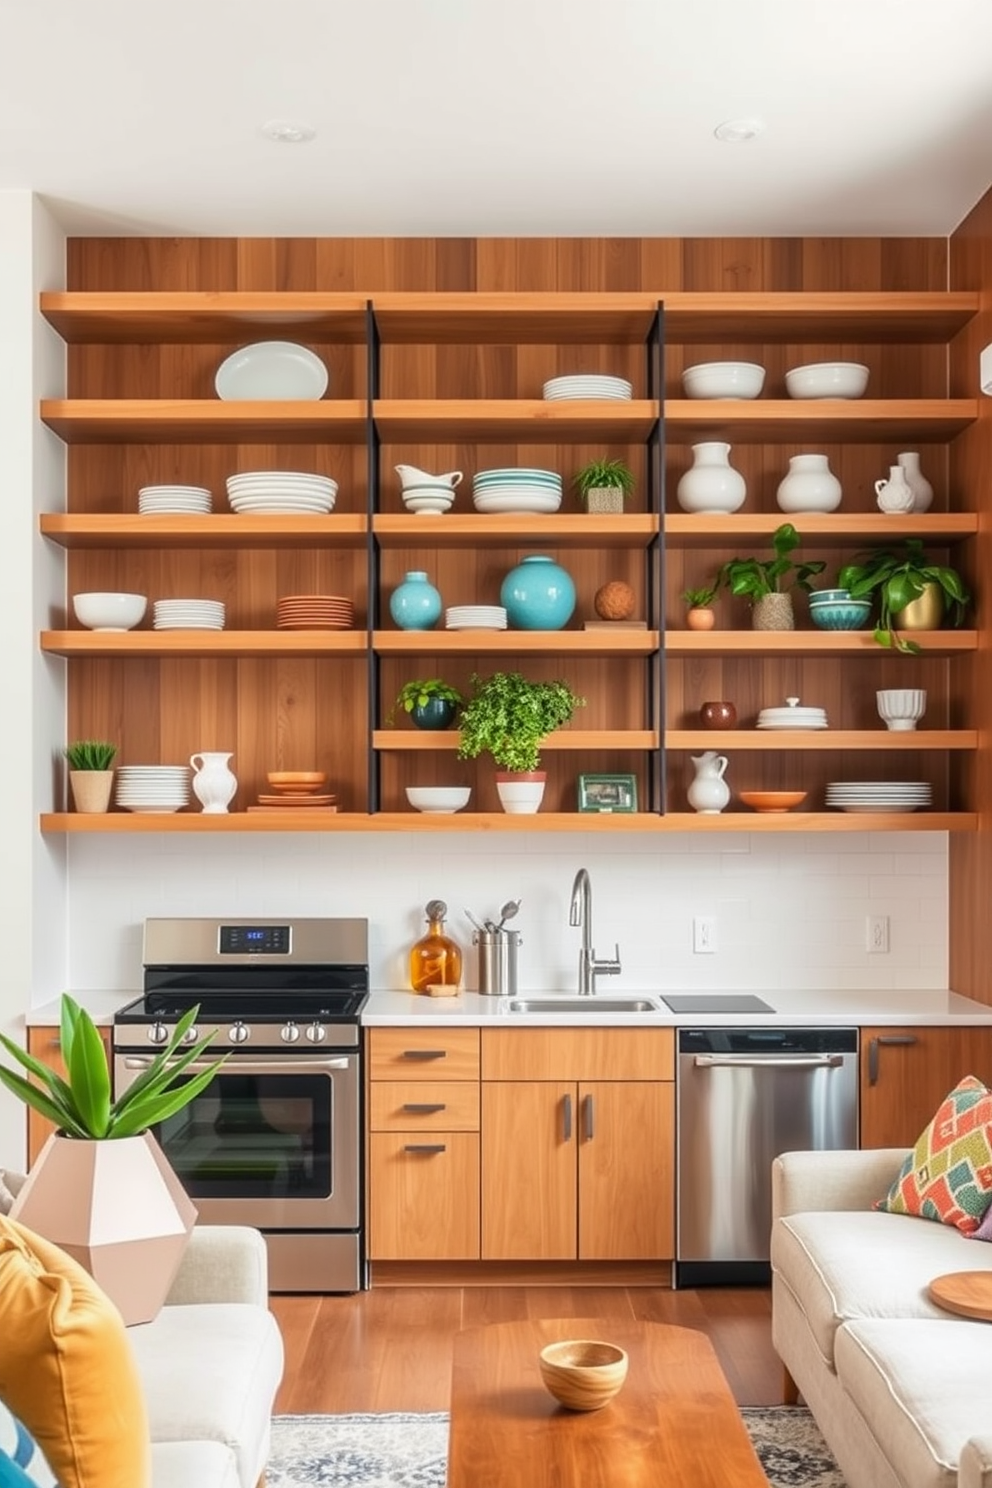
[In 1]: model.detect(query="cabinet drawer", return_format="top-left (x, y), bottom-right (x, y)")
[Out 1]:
top-left (368, 1028), bottom-right (480, 1080)
top-left (368, 1132), bottom-right (480, 1260)
top-left (370, 1081), bottom-right (480, 1132)
top-left (481, 1027), bottom-right (673, 1082)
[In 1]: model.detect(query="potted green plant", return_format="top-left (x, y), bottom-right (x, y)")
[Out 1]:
top-left (63, 739), bottom-right (118, 813)
top-left (572, 458), bottom-right (636, 514)
top-left (716, 522), bottom-right (825, 631)
top-left (838, 539), bottom-right (970, 654)
top-left (0, 994), bottom-right (227, 1323)
top-left (681, 584), bottom-right (718, 632)
top-left (387, 677), bottom-right (464, 730)
top-left (456, 671), bottom-right (585, 813)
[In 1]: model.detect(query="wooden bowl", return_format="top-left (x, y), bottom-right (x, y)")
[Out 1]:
top-left (267, 771), bottom-right (327, 786)
top-left (739, 790), bottom-right (808, 813)
top-left (538, 1339), bottom-right (628, 1411)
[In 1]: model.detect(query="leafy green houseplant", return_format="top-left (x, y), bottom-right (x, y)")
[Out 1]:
top-left (716, 522), bottom-right (825, 631)
top-left (681, 583), bottom-right (718, 632)
top-left (572, 458), bottom-right (636, 513)
top-left (838, 539), bottom-right (970, 653)
top-left (387, 677), bottom-right (464, 730)
top-left (457, 671), bottom-right (585, 774)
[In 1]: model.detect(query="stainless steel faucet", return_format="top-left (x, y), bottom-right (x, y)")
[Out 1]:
top-left (569, 867), bottom-right (622, 995)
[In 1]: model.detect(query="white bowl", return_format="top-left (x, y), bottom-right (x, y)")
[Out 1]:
top-left (785, 362), bottom-right (869, 399)
top-left (72, 592), bottom-right (147, 631)
top-left (681, 361), bottom-right (765, 399)
top-left (877, 689), bottom-right (927, 731)
top-left (405, 786), bottom-right (471, 814)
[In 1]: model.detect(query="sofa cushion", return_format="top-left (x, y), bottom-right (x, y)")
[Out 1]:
top-left (771, 1209), bottom-right (992, 1364)
top-left (0, 1215), bottom-right (150, 1488)
top-left (835, 1319), bottom-right (992, 1488)
top-left (128, 1303), bottom-right (283, 1488)
top-left (876, 1076), bottom-right (992, 1235)
top-left (151, 1442), bottom-right (241, 1488)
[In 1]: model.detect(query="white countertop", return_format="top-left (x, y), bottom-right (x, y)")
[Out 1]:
top-left (25, 987), bottom-right (992, 1029)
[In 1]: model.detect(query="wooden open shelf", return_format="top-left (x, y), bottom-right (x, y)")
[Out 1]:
top-left (664, 631), bottom-right (976, 655)
top-left (373, 631), bottom-right (660, 657)
top-left (40, 400), bottom-right (369, 444)
top-left (373, 400), bottom-right (658, 443)
top-left (372, 730), bottom-right (659, 751)
top-left (42, 631), bottom-right (368, 658)
top-left (372, 515), bottom-right (659, 548)
top-left (40, 292), bottom-right (372, 343)
top-left (663, 400), bottom-right (977, 444)
top-left (41, 514), bottom-right (369, 548)
top-left (666, 730), bottom-right (977, 751)
top-left (663, 514), bottom-right (978, 546)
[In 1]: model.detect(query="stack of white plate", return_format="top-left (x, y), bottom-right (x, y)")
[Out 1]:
top-left (138, 485), bottom-right (212, 515)
top-left (472, 469), bottom-right (562, 514)
top-left (153, 599), bottom-right (226, 631)
top-left (825, 781), bottom-right (932, 814)
top-left (445, 605), bottom-right (507, 630)
top-left (756, 699), bottom-right (829, 730)
top-left (226, 472), bottom-right (338, 515)
top-left (542, 374), bottom-right (633, 401)
top-left (115, 765), bottom-right (191, 814)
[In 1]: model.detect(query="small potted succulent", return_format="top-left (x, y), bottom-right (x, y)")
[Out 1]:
top-left (63, 739), bottom-right (118, 813)
top-left (387, 678), bottom-right (465, 731)
top-left (716, 523), bottom-right (825, 631)
top-left (838, 539), bottom-right (970, 654)
top-left (572, 458), bottom-right (636, 514)
top-left (456, 671), bottom-right (585, 813)
top-left (681, 584), bottom-right (718, 631)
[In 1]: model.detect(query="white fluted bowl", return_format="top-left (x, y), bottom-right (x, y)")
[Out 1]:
top-left (877, 689), bottom-right (927, 731)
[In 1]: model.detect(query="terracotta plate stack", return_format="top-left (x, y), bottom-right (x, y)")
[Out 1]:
top-left (248, 771), bottom-right (339, 814)
top-left (275, 594), bottom-right (354, 630)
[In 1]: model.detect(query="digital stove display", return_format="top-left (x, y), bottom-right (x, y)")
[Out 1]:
top-left (219, 924), bottom-right (291, 955)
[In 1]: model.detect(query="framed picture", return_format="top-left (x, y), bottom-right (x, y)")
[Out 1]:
top-left (577, 773), bottom-right (638, 814)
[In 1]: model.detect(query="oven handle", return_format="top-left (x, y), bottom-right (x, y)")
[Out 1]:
top-left (119, 1055), bottom-right (353, 1075)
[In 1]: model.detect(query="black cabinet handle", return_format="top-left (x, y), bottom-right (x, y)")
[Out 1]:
top-left (403, 1143), bottom-right (446, 1154)
top-left (583, 1093), bottom-right (594, 1140)
top-left (562, 1093), bottom-right (572, 1141)
top-left (401, 1049), bottom-right (446, 1061)
top-left (867, 1034), bottom-right (919, 1085)
top-left (401, 1103), bottom-right (446, 1114)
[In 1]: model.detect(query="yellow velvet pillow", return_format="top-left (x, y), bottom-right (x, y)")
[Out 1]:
top-left (0, 1214), bottom-right (150, 1488)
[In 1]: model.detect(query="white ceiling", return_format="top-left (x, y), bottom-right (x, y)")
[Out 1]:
top-left (4, 0), bottom-right (992, 239)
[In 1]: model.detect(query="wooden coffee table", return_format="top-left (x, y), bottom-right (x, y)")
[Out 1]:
top-left (447, 1317), bottom-right (768, 1488)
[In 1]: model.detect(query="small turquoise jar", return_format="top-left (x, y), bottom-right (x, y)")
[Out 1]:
top-left (389, 571), bottom-right (442, 631)
top-left (500, 554), bottom-right (576, 631)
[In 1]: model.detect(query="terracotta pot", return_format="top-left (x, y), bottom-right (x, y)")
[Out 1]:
top-left (685, 607), bottom-right (716, 631)
top-left (69, 769), bottom-right (114, 813)
top-left (495, 771), bottom-right (546, 815)
top-left (752, 593), bottom-right (795, 632)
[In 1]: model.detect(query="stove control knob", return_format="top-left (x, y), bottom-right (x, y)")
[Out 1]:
top-left (229, 1022), bottom-right (251, 1044)
top-left (305, 1022), bottom-right (327, 1044)
top-left (182, 1026), bottom-right (199, 1045)
top-left (281, 1022), bottom-right (301, 1044)
top-left (148, 1022), bottom-right (169, 1047)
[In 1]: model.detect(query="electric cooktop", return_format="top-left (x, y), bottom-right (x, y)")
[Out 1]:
top-left (659, 994), bottom-right (776, 1014)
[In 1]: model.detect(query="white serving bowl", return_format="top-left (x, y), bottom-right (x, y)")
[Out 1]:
top-left (72, 592), bottom-right (147, 631)
top-left (877, 689), bottom-right (927, 731)
top-left (681, 361), bottom-right (765, 399)
top-left (405, 786), bottom-right (471, 814)
top-left (785, 362), bottom-right (869, 399)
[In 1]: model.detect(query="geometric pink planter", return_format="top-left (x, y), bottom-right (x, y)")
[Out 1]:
top-left (10, 1130), bottom-right (197, 1324)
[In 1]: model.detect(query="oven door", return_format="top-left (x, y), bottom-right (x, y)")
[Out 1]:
top-left (114, 1051), bottom-right (360, 1229)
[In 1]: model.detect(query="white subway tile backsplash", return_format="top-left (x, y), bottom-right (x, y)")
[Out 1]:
top-left (61, 830), bottom-right (950, 998)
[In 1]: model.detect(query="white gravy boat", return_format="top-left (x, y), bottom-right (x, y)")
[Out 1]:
top-left (395, 464), bottom-right (463, 490)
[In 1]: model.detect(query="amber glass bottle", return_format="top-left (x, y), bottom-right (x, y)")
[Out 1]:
top-left (409, 899), bottom-right (462, 994)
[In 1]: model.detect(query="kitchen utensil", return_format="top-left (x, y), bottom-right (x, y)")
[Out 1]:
top-left (463, 907), bottom-right (488, 935)
top-left (496, 898), bottom-right (521, 931)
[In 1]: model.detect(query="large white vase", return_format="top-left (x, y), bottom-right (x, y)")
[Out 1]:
top-left (676, 442), bottom-right (746, 514)
top-left (896, 451), bottom-right (933, 513)
top-left (776, 453), bottom-right (842, 513)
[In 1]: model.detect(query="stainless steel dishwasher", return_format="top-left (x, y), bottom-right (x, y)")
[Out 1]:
top-left (676, 1027), bottom-right (858, 1287)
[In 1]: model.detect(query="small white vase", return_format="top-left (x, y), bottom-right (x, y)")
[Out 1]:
top-left (776, 453), bottom-right (842, 514)
top-left (687, 751), bottom-right (730, 814)
top-left (676, 442), bottom-right (746, 514)
top-left (875, 465), bottom-right (916, 515)
top-left (896, 452), bottom-right (933, 513)
top-left (190, 751), bottom-right (237, 813)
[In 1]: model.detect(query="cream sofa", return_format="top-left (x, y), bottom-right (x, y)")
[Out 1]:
top-left (131, 1225), bottom-right (284, 1488)
top-left (771, 1149), bottom-right (992, 1488)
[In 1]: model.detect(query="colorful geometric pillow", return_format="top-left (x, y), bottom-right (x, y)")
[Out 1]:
top-left (876, 1075), bottom-right (992, 1234)
top-left (0, 1400), bottom-right (58, 1487)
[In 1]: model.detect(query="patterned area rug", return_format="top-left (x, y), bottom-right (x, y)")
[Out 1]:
top-left (267, 1408), bottom-right (847, 1487)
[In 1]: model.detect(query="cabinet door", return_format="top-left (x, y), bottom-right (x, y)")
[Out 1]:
top-left (577, 1081), bottom-right (674, 1260)
top-left (25, 1025), bottom-right (112, 1166)
top-left (860, 1026), bottom-right (992, 1148)
top-left (481, 1082), bottom-right (576, 1260)
top-left (368, 1132), bottom-right (479, 1260)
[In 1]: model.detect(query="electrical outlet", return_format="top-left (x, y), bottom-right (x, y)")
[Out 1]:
top-left (867, 914), bottom-right (890, 954)
top-left (693, 915), bottom-right (718, 954)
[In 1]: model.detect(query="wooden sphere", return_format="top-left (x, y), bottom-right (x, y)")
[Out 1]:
top-left (594, 581), bottom-right (636, 621)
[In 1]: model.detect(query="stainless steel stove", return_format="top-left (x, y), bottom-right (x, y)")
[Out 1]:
top-left (113, 917), bottom-right (369, 1293)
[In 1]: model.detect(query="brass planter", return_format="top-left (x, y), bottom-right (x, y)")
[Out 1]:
top-left (896, 580), bottom-right (944, 631)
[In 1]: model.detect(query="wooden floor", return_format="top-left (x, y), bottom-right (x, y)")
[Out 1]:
top-left (269, 1285), bottom-right (781, 1414)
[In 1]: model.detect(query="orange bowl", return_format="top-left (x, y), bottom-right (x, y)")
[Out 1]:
top-left (267, 771), bottom-right (327, 786)
top-left (739, 790), bottom-right (807, 813)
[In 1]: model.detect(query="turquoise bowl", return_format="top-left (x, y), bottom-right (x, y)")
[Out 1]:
top-left (809, 599), bottom-right (872, 630)
top-left (808, 588), bottom-right (853, 605)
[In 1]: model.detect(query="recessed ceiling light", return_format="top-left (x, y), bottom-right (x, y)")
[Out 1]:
top-left (713, 118), bottom-right (765, 144)
top-left (260, 119), bottom-right (317, 145)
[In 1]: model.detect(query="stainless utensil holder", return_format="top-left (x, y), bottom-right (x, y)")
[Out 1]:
top-left (474, 929), bottom-right (521, 997)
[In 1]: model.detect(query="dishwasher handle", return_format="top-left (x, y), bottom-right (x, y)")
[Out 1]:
top-left (693, 1053), bottom-right (846, 1071)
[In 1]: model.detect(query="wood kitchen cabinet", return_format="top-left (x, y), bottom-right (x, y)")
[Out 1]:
top-left (25, 1024), bottom-right (112, 1166)
top-left (859, 1025), bottom-right (992, 1148)
top-left (366, 1028), bottom-right (480, 1261)
top-left (479, 1028), bottom-right (674, 1262)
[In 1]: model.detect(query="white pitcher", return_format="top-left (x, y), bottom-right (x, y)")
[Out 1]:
top-left (874, 465), bottom-right (916, 514)
top-left (687, 751), bottom-right (730, 814)
top-left (190, 751), bottom-right (237, 813)
top-left (394, 464), bottom-right (463, 490)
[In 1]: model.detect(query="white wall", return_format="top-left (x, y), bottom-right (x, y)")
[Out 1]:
top-left (0, 191), bottom-right (66, 1168)
top-left (64, 829), bottom-right (948, 997)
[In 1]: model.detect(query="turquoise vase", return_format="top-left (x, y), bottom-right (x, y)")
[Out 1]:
top-left (500, 554), bottom-right (576, 631)
top-left (389, 571), bottom-right (442, 631)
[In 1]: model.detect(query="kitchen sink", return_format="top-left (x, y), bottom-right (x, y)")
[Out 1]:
top-left (508, 997), bottom-right (659, 1014)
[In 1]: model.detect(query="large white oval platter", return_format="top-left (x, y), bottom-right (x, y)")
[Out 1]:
top-left (215, 341), bottom-right (328, 401)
